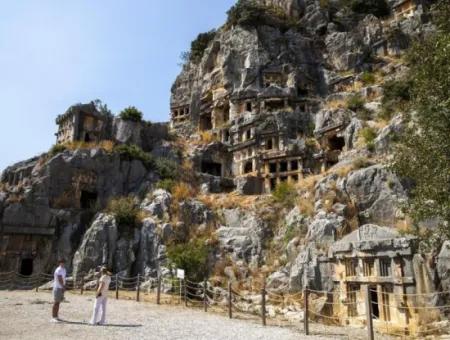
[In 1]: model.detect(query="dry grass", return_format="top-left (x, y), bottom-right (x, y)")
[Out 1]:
top-left (324, 99), bottom-right (346, 110)
top-left (298, 197), bottom-right (315, 217)
top-left (172, 182), bottom-right (195, 203)
top-left (395, 217), bottom-right (414, 235)
top-left (341, 81), bottom-right (363, 93)
top-left (62, 140), bottom-right (116, 152)
top-left (322, 190), bottom-right (337, 213)
top-left (198, 192), bottom-right (263, 210)
top-left (195, 131), bottom-right (217, 145)
top-left (296, 174), bottom-right (321, 193)
top-left (332, 165), bottom-right (354, 178)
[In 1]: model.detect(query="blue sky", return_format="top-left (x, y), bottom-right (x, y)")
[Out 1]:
top-left (0, 0), bottom-right (235, 172)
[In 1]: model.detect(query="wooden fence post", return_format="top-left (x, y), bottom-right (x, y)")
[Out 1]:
top-left (304, 288), bottom-right (309, 336)
top-left (80, 276), bottom-right (84, 295)
top-left (228, 281), bottom-right (232, 319)
top-left (203, 278), bottom-right (208, 312)
top-left (365, 285), bottom-right (375, 340)
top-left (136, 274), bottom-right (141, 302)
top-left (184, 280), bottom-right (187, 307)
top-left (156, 275), bottom-right (161, 305)
top-left (35, 273), bottom-right (40, 293)
top-left (115, 274), bottom-right (119, 300)
top-left (261, 280), bottom-right (267, 326)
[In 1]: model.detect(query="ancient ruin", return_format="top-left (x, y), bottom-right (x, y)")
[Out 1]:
top-left (330, 225), bottom-right (438, 335)
top-left (55, 102), bottom-right (112, 144)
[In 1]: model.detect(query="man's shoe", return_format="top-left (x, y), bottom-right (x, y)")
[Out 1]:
top-left (50, 318), bottom-right (61, 323)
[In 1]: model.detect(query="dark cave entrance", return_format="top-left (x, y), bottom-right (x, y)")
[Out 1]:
top-left (20, 258), bottom-right (33, 276)
top-left (199, 113), bottom-right (213, 131)
top-left (328, 135), bottom-right (345, 151)
top-left (201, 161), bottom-right (222, 177)
top-left (80, 190), bottom-right (98, 209)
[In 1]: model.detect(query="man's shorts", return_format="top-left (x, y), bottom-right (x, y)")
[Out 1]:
top-left (53, 288), bottom-right (64, 303)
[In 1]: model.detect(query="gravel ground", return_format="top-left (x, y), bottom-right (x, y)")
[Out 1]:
top-left (0, 291), bottom-right (387, 340)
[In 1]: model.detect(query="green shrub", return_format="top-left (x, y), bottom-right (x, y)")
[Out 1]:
top-left (379, 79), bottom-right (412, 120)
top-left (156, 179), bottom-right (177, 193)
top-left (272, 182), bottom-right (297, 206)
top-left (226, 0), bottom-right (294, 30)
top-left (49, 144), bottom-right (67, 156)
top-left (167, 239), bottom-right (210, 282)
top-left (346, 94), bottom-right (365, 111)
top-left (119, 106), bottom-right (143, 122)
top-left (189, 30), bottom-right (216, 63)
top-left (360, 71), bottom-right (376, 85)
top-left (155, 158), bottom-right (180, 180)
top-left (359, 127), bottom-right (377, 144)
top-left (113, 144), bottom-right (154, 168)
top-left (107, 196), bottom-right (139, 228)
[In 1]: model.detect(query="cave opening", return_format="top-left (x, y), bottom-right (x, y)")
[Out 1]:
top-left (19, 258), bottom-right (33, 276)
top-left (199, 113), bottom-right (213, 131)
top-left (80, 190), bottom-right (98, 209)
top-left (244, 161), bottom-right (253, 174)
top-left (328, 135), bottom-right (345, 151)
top-left (201, 161), bottom-right (222, 177)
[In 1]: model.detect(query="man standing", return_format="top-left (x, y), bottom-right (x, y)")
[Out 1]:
top-left (51, 259), bottom-right (66, 323)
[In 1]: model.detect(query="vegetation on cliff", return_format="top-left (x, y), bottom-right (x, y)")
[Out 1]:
top-left (119, 106), bottom-right (143, 122)
top-left (392, 1), bottom-right (450, 240)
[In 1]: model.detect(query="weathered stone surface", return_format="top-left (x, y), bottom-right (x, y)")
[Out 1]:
top-left (234, 176), bottom-right (264, 195)
top-left (217, 209), bottom-right (270, 265)
top-left (344, 165), bottom-right (407, 225)
top-left (72, 214), bottom-right (118, 278)
top-left (178, 200), bottom-right (212, 226)
top-left (113, 119), bottom-right (142, 147)
top-left (437, 242), bottom-right (450, 293)
top-left (289, 246), bottom-right (331, 292)
top-left (135, 218), bottom-right (162, 277)
top-left (375, 114), bottom-right (403, 153)
top-left (141, 189), bottom-right (172, 219)
top-left (306, 211), bottom-right (344, 244)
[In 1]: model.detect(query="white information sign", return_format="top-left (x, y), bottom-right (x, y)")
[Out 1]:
top-left (176, 269), bottom-right (185, 280)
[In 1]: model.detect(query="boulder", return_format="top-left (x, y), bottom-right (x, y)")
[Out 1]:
top-left (375, 114), bottom-right (404, 153)
top-left (217, 209), bottom-right (270, 265)
top-left (234, 176), bottom-right (264, 195)
top-left (344, 165), bottom-right (407, 225)
top-left (141, 189), bottom-right (172, 219)
top-left (289, 246), bottom-right (331, 292)
top-left (72, 214), bottom-right (118, 279)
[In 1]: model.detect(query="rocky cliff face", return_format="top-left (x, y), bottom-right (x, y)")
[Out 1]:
top-left (1, 0), bottom-right (446, 302)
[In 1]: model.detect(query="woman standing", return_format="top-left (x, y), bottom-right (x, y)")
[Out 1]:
top-left (90, 266), bottom-right (112, 325)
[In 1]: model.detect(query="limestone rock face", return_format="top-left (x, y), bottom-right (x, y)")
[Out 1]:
top-left (438, 242), bottom-right (450, 293)
top-left (306, 211), bottom-right (345, 244)
top-left (375, 114), bottom-right (404, 153)
top-left (141, 189), bottom-right (172, 219)
top-left (217, 209), bottom-right (270, 266)
top-left (289, 246), bottom-right (331, 292)
top-left (344, 165), bottom-right (407, 225)
top-left (72, 213), bottom-right (118, 278)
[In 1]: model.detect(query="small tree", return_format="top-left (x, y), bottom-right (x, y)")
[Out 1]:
top-left (272, 182), bottom-right (297, 207)
top-left (189, 30), bottom-right (216, 63)
top-left (167, 239), bottom-right (210, 282)
top-left (392, 0), bottom-right (450, 242)
top-left (119, 106), bottom-right (143, 122)
top-left (107, 196), bottom-right (139, 231)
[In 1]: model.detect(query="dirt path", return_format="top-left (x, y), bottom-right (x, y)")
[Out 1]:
top-left (0, 291), bottom-right (383, 340)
